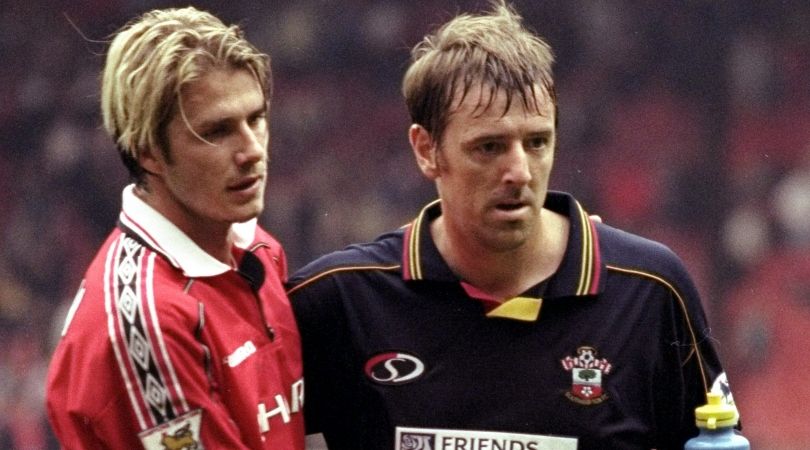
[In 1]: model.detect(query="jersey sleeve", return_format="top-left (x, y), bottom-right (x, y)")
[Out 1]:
top-left (652, 252), bottom-right (734, 448)
top-left (46, 251), bottom-right (250, 449)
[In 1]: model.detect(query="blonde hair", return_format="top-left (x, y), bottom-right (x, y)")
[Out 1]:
top-left (100, 7), bottom-right (270, 181)
top-left (402, 0), bottom-right (556, 144)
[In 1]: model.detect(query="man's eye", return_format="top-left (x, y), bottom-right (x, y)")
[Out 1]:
top-left (526, 136), bottom-right (548, 150)
top-left (479, 142), bottom-right (501, 154)
top-left (249, 112), bottom-right (267, 127)
top-left (202, 126), bottom-right (227, 140)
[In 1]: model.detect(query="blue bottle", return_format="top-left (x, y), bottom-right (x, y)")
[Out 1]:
top-left (684, 392), bottom-right (750, 449)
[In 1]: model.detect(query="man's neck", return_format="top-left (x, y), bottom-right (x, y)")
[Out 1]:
top-left (432, 209), bottom-right (569, 300)
top-left (134, 185), bottom-right (235, 266)
top-left (182, 224), bottom-right (236, 267)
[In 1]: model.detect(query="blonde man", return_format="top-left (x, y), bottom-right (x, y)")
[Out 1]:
top-left (46, 8), bottom-right (305, 449)
top-left (288, 2), bottom-right (739, 449)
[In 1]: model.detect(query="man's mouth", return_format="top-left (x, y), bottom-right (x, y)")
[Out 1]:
top-left (228, 175), bottom-right (261, 191)
top-left (496, 202), bottom-right (526, 211)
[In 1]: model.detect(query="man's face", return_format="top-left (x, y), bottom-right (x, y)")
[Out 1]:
top-left (427, 84), bottom-right (556, 253)
top-left (150, 67), bottom-right (269, 232)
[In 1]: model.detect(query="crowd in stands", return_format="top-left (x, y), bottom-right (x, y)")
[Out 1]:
top-left (0, 1), bottom-right (807, 448)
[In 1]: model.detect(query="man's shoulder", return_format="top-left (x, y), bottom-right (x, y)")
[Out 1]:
top-left (59, 228), bottom-right (197, 343)
top-left (594, 221), bottom-right (688, 278)
top-left (287, 228), bottom-right (405, 289)
top-left (81, 228), bottom-right (194, 303)
top-left (549, 192), bottom-right (683, 274)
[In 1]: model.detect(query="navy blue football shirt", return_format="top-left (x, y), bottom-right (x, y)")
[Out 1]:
top-left (287, 191), bottom-right (734, 450)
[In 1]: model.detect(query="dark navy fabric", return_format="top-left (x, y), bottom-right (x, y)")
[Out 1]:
top-left (287, 191), bottom-right (729, 450)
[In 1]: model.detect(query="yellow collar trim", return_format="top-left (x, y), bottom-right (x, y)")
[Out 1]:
top-left (485, 296), bottom-right (543, 321)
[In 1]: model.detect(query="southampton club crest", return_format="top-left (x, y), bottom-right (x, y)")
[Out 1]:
top-left (561, 346), bottom-right (612, 405)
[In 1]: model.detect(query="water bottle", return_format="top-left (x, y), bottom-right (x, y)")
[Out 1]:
top-left (684, 392), bottom-right (750, 449)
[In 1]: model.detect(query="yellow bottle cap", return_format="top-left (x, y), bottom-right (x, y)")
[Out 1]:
top-left (695, 392), bottom-right (740, 430)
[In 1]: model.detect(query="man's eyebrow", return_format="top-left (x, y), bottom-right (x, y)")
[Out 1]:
top-left (466, 132), bottom-right (507, 143)
top-left (193, 117), bottom-right (224, 131)
top-left (248, 104), bottom-right (268, 118)
top-left (464, 125), bottom-right (553, 142)
top-left (194, 103), bottom-right (267, 130)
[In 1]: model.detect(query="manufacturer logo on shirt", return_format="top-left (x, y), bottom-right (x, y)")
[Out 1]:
top-left (395, 427), bottom-right (577, 450)
top-left (364, 351), bottom-right (425, 385)
top-left (225, 340), bottom-right (257, 367)
top-left (561, 346), bottom-right (612, 405)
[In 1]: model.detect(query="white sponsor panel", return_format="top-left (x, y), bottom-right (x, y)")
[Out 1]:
top-left (395, 426), bottom-right (577, 450)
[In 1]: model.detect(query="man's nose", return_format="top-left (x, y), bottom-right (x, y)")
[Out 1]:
top-left (235, 123), bottom-right (265, 165)
top-left (502, 143), bottom-right (532, 184)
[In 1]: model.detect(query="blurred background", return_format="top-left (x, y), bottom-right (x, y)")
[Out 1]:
top-left (1, 0), bottom-right (808, 448)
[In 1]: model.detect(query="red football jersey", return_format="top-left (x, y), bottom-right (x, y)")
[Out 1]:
top-left (46, 185), bottom-right (305, 449)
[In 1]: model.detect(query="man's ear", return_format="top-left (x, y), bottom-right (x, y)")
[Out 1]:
top-left (409, 124), bottom-right (439, 179)
top-left (138, 146), bottom-right (164, 177)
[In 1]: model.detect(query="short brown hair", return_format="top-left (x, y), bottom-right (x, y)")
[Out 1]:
top-left (402, 0), bottom-right (556, 144)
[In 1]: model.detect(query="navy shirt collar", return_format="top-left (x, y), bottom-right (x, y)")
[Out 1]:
top-left (401, 191), bottom-right (606, 300)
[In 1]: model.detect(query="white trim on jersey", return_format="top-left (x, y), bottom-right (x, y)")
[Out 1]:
top-left (145, 252), bottom-right (190, 412)
top-left (105, 235), bottom-right (150, 431)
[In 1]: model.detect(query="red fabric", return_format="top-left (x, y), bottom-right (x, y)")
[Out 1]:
top-left (45, 226), bottom-right (305, 449)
